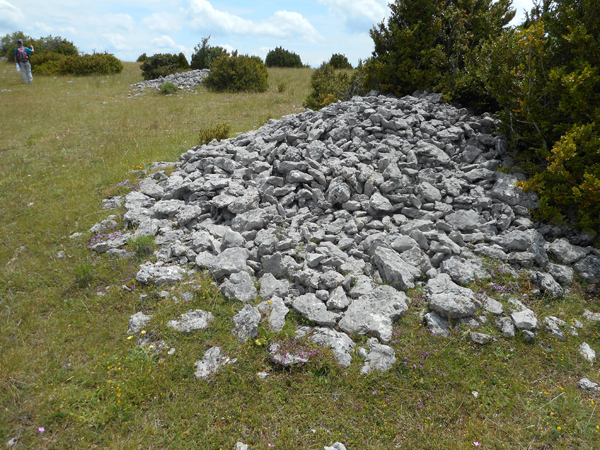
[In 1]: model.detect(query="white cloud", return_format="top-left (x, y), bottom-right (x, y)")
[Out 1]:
top-left (141, 12), bottom-right (183, 33)
top-left (318, 0), bottom-right (388, 32)
top-left (187, 0), bottom-right (322, 44)
top-left (35, 22), bottom-right (54, 34)
top-left (103, 13), bottom-right (136, 32)
top-left (0, 0), bottom-right (25, 30)
top-left (151, 34), bottom-right (189, 54)
top-left (103, 33), bottom-right (129, 51)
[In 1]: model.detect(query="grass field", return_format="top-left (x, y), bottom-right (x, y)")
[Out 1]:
top-left (1, 61), bottom-right (599, 450)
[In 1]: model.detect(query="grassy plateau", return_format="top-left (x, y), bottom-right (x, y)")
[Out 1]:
top-left (0, 61), bottom-right (599, 450)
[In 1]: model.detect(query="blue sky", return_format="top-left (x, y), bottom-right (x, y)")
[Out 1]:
top-left (1, 0), bottom-right (534, 66)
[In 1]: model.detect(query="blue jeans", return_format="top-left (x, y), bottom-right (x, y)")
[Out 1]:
top-left (19, 60), bottom-right (33, 84)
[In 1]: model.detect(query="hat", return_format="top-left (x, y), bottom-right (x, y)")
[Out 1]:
top-left (17, 39), bottom-right (23, 44)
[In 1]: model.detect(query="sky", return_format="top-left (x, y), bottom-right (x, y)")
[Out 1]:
top-left (0, 0), bottom-right (534, 67)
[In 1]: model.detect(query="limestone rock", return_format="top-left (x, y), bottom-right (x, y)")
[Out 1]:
top-left (360, 338), bottom-right (396, 374)
top-left (194, 347), bottom-right (236, 379)
top-left (424, 273), bottom-right (477, 319)
top-left (128, 312), bottom-right (152, 334)
top-left (220, 271), bottom-right (257, 302)
top-left (167, 309), bottom-right (213, 332)
top-left (232, 305), bottom-right (261, 342)
top-left (292, 294), bottom-right (341, 327)
top-left (511, 309), bottom-right (537, 330)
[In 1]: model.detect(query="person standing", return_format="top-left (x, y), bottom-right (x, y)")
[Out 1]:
top-left (14, 38), bottom-right (34, 84)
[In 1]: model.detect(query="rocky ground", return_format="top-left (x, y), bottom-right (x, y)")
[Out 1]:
top-left (88, 92), bottom-right (600, 395)
top-left (130, 69), bottom-right (210, 91)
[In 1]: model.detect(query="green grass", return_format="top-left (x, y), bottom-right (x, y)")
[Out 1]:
top-left (1, 61), bottom-right (599, 449)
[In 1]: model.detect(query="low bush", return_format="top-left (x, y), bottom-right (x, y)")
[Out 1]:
top-left (198, 123), bottom-right (231, 145)
top-left (141, 53), bottom-right (188, 80)
top-left (204, 52), bottom-right (268, 93)
top-left (265, 47), bottom-right (303, 68)
top-left (31, 50), bottom-right (66, 75)
top-left (159, 82), bottom-right (179, 95)
top-left (303, 62), bottom-right (366, 110)
top-left (328, 53), bottom-right (353, 70)
top-left (136, 53), bottom-right (148, 62)
top-left (58, 52), bottom-right (123, 76)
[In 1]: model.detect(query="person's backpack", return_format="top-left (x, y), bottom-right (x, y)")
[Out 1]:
top-left (16, 47), bottom-right (29, 62)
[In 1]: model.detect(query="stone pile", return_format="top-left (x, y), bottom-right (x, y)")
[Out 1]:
top-left (131, 69), bottom-right (210, 91)
top-left (92, 92), bottom-right (600, 374)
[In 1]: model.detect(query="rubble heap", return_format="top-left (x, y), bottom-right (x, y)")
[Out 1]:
top-left (92, 92), bottom-right (600, 373)
top-left (131, 69), bottom-right (210, 91)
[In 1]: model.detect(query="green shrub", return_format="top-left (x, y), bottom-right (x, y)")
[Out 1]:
top-left (365, 0), bottom-right (514, 107)
top-left (204, 52), bottom-right (268, 93)
top-left (198, 123), bottom-right (231, 145)
top-left (141, 53), bottom-right (188, 80)
top-left (190, 36), bottom-right (228, 70)
top-left (328, 53), bottom-right (352, 70)
top-left (265, 47), bottom-right (303, 68)
top-left (475, 0), bottom-right (600, 233)
top-left (31, 50), bottom-right (66, 75)
top-left (177, 52), bottom-right (189, 69)
top-left (137, 53), bottom-right (148, 62)
top-left (159, 82), bottom-right (179, 95)
top-left (303, 62), bottom-right (366, 110)
top-left (58, 52), bottom-right (123, 76)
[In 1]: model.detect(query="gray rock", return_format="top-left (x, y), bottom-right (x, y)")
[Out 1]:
top-left (128, 312), bottom-right (152, 334)
top-left (232, 305), bottom-right (261, 342)
top-left (424, 311), bottom-right (451, 337)
top-left (339, 285), bottom-right (409, 343)
top-left (235, 443), bottom-right (249, 450)
top-left (372, 246), bottom-right (419, 291)
top-left (220, 271), bottom-right (257, 302)
top-left (440, 256), bottom-right (477, 285)
top-left (445, 210), bottom-right (481, 231)
top-left (424, 273), bottom-right (477, 319)
top-left (167, 309), bottom-right (213, 332)
top-left (548, 238), bottom-right (588, 265)
top-left (530, 271), bottom-right (564, 297)
top-left (574, 255), bottom-right (600, 284)
top-left (471, 332), bottom-right (494, 344)
top-left (583, 309), bottom-right (600, 322)
top-left (292, 294), bottom-right (341, 327)
top-left (327, 285), bottom-right (351, 310)
top-left (482, 295), bottom-right (503, 315)
top-left (136, 262), bottom-right (186, 285)
top-left (511, 309), bottom-right (537, 330)
top-left (257, 296), bottom-right (289, 331)
top-left (360, 337), bottom-right (396, 374)
top-left (221, 229), bottom-right (245, 250)
top-left (547, 263), bottom-right (574, 284)
top-left (578, 378), bottom-right (599, 391)
top-left (495, 317), bottom-right (515, 338)
top-left (194, 346), bottom-right (236, 379)
top-left (310, 327), bottom-right (355, 368)
top-left (544, 316), bottom-right (566, 340)
top-left (324, 443), bottom-right (347, 450)
top-left (579, 342), bottom-right (596, 363)
top-left (259, 273), bottom-right (290, 299)
top-left (208, 247), bottom-right (250, 279)
top-left (262, 252), bottom-right (300, 279)
top-left (369, 192), bottom-right (393, 213)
